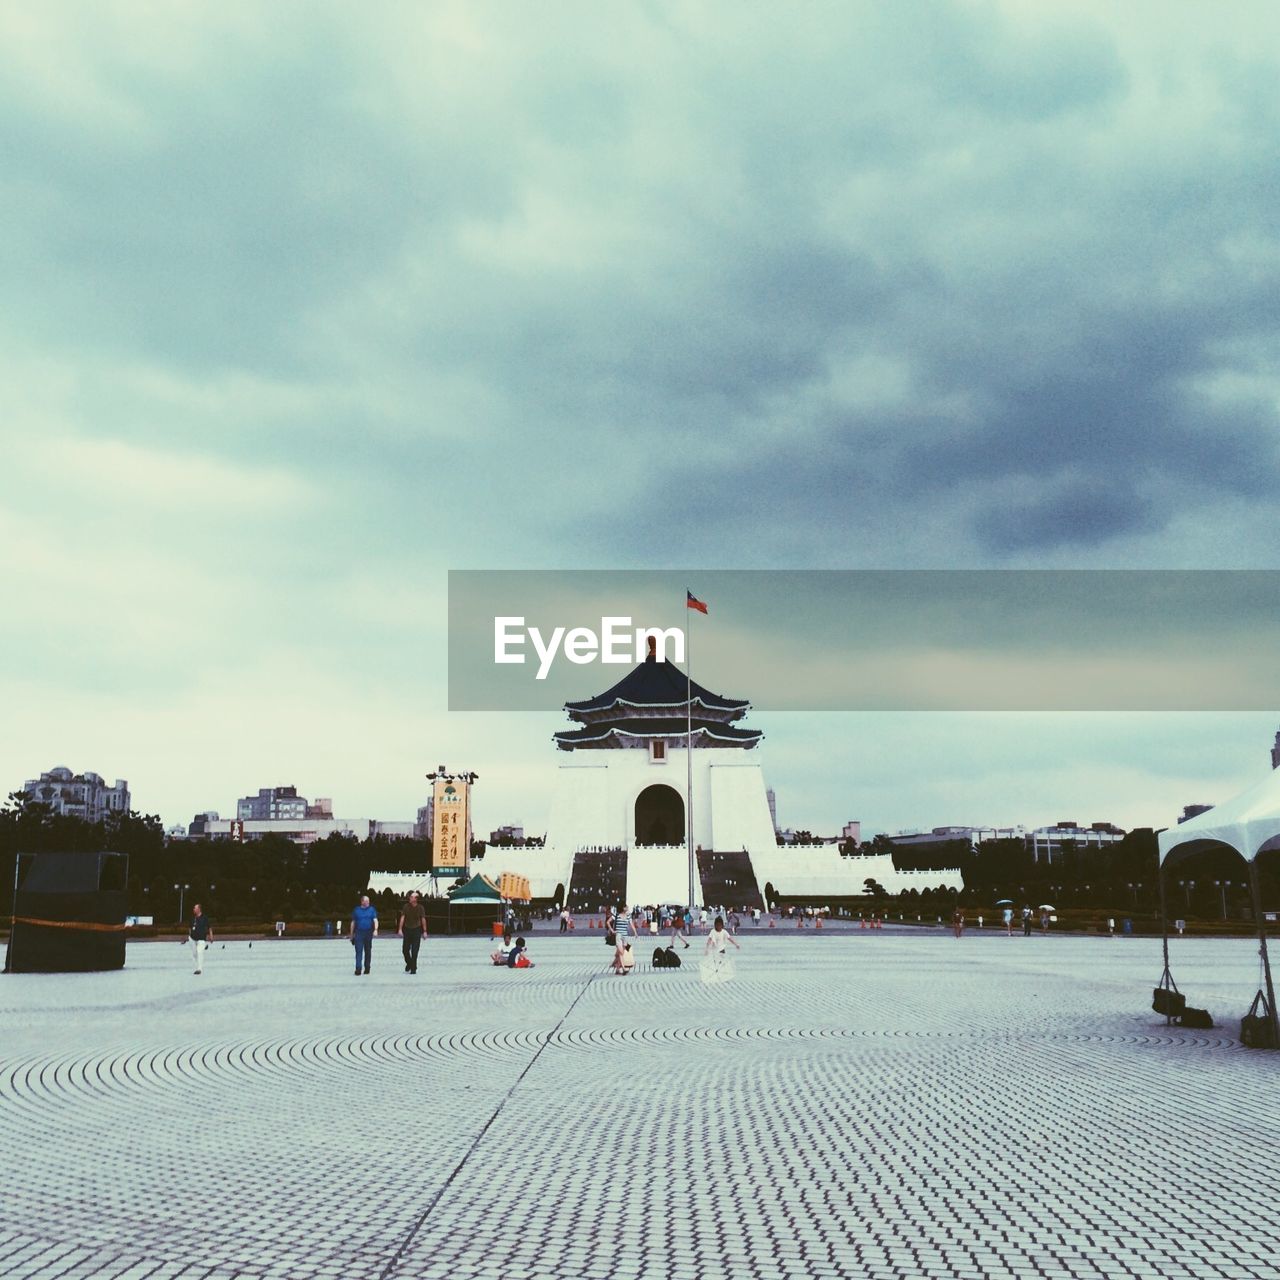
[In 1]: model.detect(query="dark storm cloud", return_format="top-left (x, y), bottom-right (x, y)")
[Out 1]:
top-left (3, 1), bottom-right (1279, 573)
top-left (7, 1), bottom-right (1280, 831)
top-left (973, 482), bottom-right (1156, 552)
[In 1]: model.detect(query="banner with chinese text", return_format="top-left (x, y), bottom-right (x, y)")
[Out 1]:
top-left (431, 778), bottom-right (470, 869)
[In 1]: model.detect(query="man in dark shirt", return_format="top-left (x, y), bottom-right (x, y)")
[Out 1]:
top-left (397, 890), bottom-right (427, 974)
top-left (189, 904), bottom-right (213, 974)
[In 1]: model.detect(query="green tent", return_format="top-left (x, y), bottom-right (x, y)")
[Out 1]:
top-left (448, 873), bottom-right (503, 904)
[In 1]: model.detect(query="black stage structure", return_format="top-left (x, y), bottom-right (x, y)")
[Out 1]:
top-left (4, 850), bottom-right (129, 973)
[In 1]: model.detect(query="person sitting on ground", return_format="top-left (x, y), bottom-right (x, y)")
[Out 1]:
top-left (507, 936), bottom-right (533, 968)
top-left (490, 930), bottom-right (513, 966)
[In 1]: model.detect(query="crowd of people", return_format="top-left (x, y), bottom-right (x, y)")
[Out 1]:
top-left (951, 903), bottom-right (1054, 938)
top-left (181, 894), bottom-right (767, 980)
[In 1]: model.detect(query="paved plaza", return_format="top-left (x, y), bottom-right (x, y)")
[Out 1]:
top-left (2, 928), bottom-right (1277, 1280)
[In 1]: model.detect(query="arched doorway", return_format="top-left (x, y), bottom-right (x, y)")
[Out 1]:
top-left (635, 784), bottom-right (685, 846)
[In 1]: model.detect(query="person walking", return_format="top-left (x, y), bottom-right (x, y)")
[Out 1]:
top-left (669, 910), bottom-right (691, 950)
top-left (701, 915), bottom-right (741, 985)
top-left (559, 906), bottom-right (570, 934)
top-left (612, 899), bottom-right (630, 967)
top-left (350, 894), bottom-right (378, 975)
top-left (188, 903), bottom-right (213, 974)
top-left (1021, 905), bottom-right (1034, 937)
top-left (952, 905), bottom-right (964, 939)
top-left (397, 890), bottom-right (426, 974)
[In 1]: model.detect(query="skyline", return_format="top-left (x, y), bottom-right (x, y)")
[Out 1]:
top-left (4, 3), bottom-right (1280, 842)
top-left (15, 707), bottom-right (1280, 842)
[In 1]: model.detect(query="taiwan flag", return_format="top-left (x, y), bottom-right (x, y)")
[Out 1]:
top-left (686, 590), bottom-right (708, 614)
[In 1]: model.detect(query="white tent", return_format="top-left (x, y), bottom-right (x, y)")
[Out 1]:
top-left (1158, 767), bottom-right (1280, 867)
top-left (1157, 769), bottom-right (1279, 1045)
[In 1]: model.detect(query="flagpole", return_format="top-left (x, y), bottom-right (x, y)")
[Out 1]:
top-left (687, 604), bottom-right (695, 914)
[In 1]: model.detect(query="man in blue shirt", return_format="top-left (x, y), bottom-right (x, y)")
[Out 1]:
top-left (350, 895), bottom-right (378, 975)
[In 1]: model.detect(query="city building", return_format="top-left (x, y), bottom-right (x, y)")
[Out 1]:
top-left (888, 826), bottom-right (1026, 851)
top-left (196, 817), bottom-right (413, 845)
top-left (489, 825), bottom-right (526, 845)
top-left (415, 799), bottom-right (433, 841)
top-left (767, 787), bottom-right (777, 833)
top-left (1029, 821), bottom-right (1125, 864)
top-left (842, 820), bottom-right (861, 845)
top-left (21, 767), bottom-right (130, 823)
top-left (187, 811), bottom-right (220, 837)
top-left (236, 786), bottom-right (310, 821)
top-left (1178, 804), bottom-right (1214, 825)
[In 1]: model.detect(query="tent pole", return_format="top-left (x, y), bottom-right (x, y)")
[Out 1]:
top-left (1158, 859), bottom-right (1170, 973)
top-left (1157, 858), bottom-right (1174, 1025)
top-left (1248, 858), bottom-right (1279, 1045)
top-left (3, 850), bottom-right (20, 974)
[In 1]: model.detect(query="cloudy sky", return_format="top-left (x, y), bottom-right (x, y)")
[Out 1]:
top-left (4, 1), bottom-right (1280, 838)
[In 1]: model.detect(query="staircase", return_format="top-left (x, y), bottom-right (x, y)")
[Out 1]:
top-left (697, 849), bottom-right (765, 913)
top-left (566, 848), bottom-right (628, 914)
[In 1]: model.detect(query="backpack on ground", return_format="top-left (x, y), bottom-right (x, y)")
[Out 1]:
top-left (1152, 986), bottom-right (1185, 1017)
top-left (1178, 1007), bottom-right (1214, 1030)
top-left (653, 945), bottom-right (681, 969)
top-left (1240, 992), bottom-right (1277, 1048)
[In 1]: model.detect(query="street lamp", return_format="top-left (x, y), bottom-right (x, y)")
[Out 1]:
top-left (174, 882), bottom-right (190, 922)
top-left (1212, 879), bottom-right (1230, 920)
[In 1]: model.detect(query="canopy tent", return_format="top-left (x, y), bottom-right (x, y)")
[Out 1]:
top-left (1156, 770), bottom-right (1279, 1046)
top-left (1158, 766), bottom-right (1280, 868)
top-left (448, 873), bottom-right (504, 904)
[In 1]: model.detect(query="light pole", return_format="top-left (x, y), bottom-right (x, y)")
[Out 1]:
top-left (1178, 879), bottom-right (1194, 910)
top-left (174, 882), bottom-right (190, 922)
top-left (1213, 879), bottom-right (1229, 920)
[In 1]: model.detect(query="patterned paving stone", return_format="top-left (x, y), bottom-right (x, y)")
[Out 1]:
top-left (1, 932), bottom-right (1277, 1280)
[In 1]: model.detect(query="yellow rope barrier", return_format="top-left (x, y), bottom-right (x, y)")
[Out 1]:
top-left (13, 917), bottom-right (128, 933)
